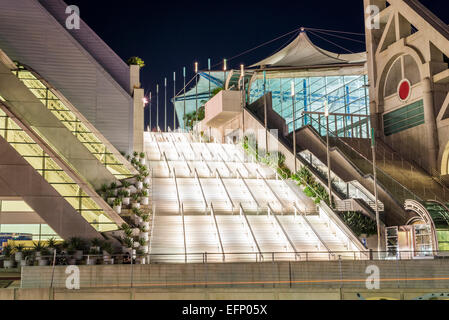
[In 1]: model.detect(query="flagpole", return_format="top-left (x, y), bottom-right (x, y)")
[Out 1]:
top-left (194, 62), bottom-right (198, 129)
top-left (291, 81), bottom-right (297, 173)
top-left (223, 59), bottom-right (227, 90)
top-left (208, 58), bottom-right (211, 99)
top-left (164, 77), bottom-right (167, 132)
top-left (173, 71), bottom-right (176, 132)
top-left (156, 84), bottom-right (159, 132)
top-left (149, 91), bottom-right (152, 132)
top-left (183, 67), bottom-right (186, 132)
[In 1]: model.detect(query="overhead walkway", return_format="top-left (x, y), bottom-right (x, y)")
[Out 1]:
top-left (144, 131), bottom-right (367, 263)
top-left (0, 53), bottom-right (118, 190)
top-left (12, 62), bottom-right (137, 179)
top-left (0, 102), bottom-right (124, 239)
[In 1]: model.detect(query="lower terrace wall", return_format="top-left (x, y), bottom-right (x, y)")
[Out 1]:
top-left (19, 260), bottom-right (449, 292)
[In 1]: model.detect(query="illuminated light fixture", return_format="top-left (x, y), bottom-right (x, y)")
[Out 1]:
top-left (194, 62), bottom-right (198, 73)
top-left (290, 80), bottom-right (295, 97)
top-left (240, 64), bottom-right (244, 77)
top-left (143, 97), bottom-right (149, 105)
top-left (324, 100), bottom-right (329, 117)
top-left (223, 59), bottom-right (227, 71)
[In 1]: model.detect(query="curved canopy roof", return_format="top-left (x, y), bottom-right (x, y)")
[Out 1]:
top-left (251, 31), bottom-right (366, 68)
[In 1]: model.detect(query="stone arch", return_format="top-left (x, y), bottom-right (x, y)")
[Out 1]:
top-left (376, 46), bottom-right (425, 104)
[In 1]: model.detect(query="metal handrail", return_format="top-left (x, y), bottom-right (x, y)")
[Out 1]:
top-left (210, 203), bottom-right (225, 262)
top-left (294, 203), bottom-right (335, 258)
top-left (239, 204), bottom-right (263, 261)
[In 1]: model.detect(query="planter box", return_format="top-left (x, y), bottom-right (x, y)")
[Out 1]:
top-left (132, 202), bottom-right (141, 209)
top-left (139, 232), bottom-right (149, 242)
top-left (38, 259), bottom-right (49, 266)
top-left (141, 197), bottom-right (149, 205)
top-left (122, 197), bottom-right (130, 206)
top-left (113, 205), bottom-right (122, 214)
top-left (3, 260), bottom-right (14, 268)
top-left (14, 252), bottom-right (23, 262)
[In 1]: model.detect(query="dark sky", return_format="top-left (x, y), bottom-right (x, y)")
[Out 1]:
top-left (68, 0), bottom-right (449, 129)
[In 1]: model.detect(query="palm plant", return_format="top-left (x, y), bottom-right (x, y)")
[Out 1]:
top-left (123, 237), bottom-right (133, 249)
top-left (47, 237), bottom-right (57, 249)
top-left (139, 152), bottom-right (145, 158)
top-left (68, 237), bottom-right (85, 252)
top-left (2, 244), bottom-right (14, 258)
top-left (132, 207), bottom-right (142, 216)
top-left (100, 183), bottom-right (108, 193)
top-left (131, 193), bottom-right (140, 203)
top-left (33, 241), bottom-right (46, 252)
top-left (101, 241), bottom-right (113, 255)
top-left (138, 238), bottom-right (147, 247)
top-left (14, 243), bottom-right (25, 252)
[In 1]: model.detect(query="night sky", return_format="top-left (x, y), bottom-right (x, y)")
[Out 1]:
top-left (68, 0), bottom-right (448, 130)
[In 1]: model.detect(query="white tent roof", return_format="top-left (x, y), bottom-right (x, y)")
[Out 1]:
top-left (251, 31), bottom-right (366, 68)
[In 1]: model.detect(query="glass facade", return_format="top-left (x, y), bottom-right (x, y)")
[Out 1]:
top-left (249, 73), bottom-right (370, 138)
top-left (13, 64), bottom-right (134, 179)
top-left (0, 108), bottom-right (118, 232)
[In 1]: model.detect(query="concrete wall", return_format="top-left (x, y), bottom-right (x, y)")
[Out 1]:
top-left (20, 260), bottom-right (449, 291)
top-left (2, 287), bottom-right (449, 300)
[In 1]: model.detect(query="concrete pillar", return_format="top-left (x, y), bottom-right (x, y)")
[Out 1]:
top-left (133, 88), bottom-right (144, 153)
top-left (423, 77), bottom-right (439, 174)
top-left (130, 65), bottom-right (141, 94)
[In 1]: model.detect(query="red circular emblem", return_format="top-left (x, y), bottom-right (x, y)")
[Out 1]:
top-left (398, 79), bottom-right (411, 101)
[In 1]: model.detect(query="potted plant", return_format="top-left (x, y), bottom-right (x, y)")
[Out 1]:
top-left (33, 241), bottom-right (46, 260)
top-left (122, 237), bottom-right (133, 254)
top-left (131, 193), bottom-right (140, 209)
top-left (139, 228), bottom-right (149, 242)
top-left (14, 243), bottom-right (24, 262)
top-left (90, 238), bottom-right (102, 253)
top-left (60, 240), bottom-right (69, 254)
top-left (121, 180), bottom-right (131, 192)
top-left (100, 183), bottom-right (108, 196)
top-left (142, 182), bottom-right (150, 194)
top-left (106, 190), bottom-right (116, 205)
top-left (121, 190), bottom-right (130, 206)
top-left (47, 237), bottom-right (58, 255)
top-left (86, 247), bottom-right (99, 265)
top-left (68, 237), bottom-right (85, 261)
top-left (2, 244), bottom-right (14, 268)
top-left (101, 241), bottom-right (114, 265)
top-left (38, 248), bottom-right (50, 266)
top-left (113, 198), bottom-right (122, 214)
top-left (20, 250), bottom-right (31, 267)
top-left (132, 208), bottom-right (143, 225)
top-left (139, 152), bottom-right (146, 165)
top-left (140, 190), bottom-right (149, 205)
top-left (136, 175), bottom-right (144, 190)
